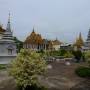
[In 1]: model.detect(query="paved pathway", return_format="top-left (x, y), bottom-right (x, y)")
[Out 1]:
top-left (0, 71), bottom-right (16, 90)
top-left (0, 62), bottom-right (89, 90)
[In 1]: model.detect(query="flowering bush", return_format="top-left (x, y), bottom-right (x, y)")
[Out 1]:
top-left (9, 49), bottom-right (47, 89)
top-left (75, 66), bottom-right (90, 78)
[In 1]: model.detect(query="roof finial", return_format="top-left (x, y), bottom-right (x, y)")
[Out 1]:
top-left (8, 12), bottom-right (10, 23)
top-left (56, 37), bottom-right (58, 40)
top-left (6, 12), bottom-right (11, 32)
top-left (32, 26), bottom-right (35, 33)
top-left (79, 32), bottom-right (82, 39)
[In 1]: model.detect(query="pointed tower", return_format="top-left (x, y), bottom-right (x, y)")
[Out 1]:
top-left (87, 28), bottom-right (90, 41)
top-left (32, 27), bottom-right (35, 33)
top-left (0, 13), bottom-right (17, 64)
top-left (74, 32), bottom-right (84, 48)
top-left (85, 28), bottom-right (90, 49)
top-left (2, 12), bottom-right (13, 40)
top-left (6, 12), bottom-right (11, 32)
top-left (78, 32), bottom-right (84, 45)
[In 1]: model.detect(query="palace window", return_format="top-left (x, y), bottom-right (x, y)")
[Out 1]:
top-left (8, 49), bottom-right (12, 55)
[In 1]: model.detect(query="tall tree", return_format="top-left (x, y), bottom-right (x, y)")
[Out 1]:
top-left (13, 37), bottom-right (23, 53)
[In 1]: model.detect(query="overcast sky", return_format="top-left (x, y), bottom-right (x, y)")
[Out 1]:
top-left (0, 0), bottom-right (90, 43)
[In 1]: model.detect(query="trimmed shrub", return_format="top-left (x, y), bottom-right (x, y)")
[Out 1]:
top-left (72, 50), bottom-right (82, 62)
top-left (60, 49), bottom-right (67, 56)
top-left (75, 66), bottom-right (90, 78)
top-left (64, 51), bottom-right (73, 58)
top-left (0, 64), bottom-right (7, 70)
top-left (9, 49), bottom-right (47, 90)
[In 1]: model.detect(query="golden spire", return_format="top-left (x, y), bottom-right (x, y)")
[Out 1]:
top-left (32, 27), bottom-right (34, 33)
top-left (74, 32), bottom-right (84, 48)
top-left (78, 32), bottom-right (84, 45)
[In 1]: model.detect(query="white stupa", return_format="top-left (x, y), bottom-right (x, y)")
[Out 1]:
top-left (0, 13), bottom-right (17, 64)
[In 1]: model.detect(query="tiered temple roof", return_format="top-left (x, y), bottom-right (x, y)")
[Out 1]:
top-left (24, 29), bottom-right (43, 45)
top-left (0, 13), bottom-right (14, 42)
top-left (24, 29), bottom-right (62, 51)
top-left (24, 29), bottom-right (62, 46)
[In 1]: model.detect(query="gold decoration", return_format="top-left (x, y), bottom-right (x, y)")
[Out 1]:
top-left (74, 32), bottom-right (84, 48)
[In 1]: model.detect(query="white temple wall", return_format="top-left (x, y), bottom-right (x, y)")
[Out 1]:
top-left (0, 43), bottom-right (17, 56)
top-left (0, 56), bottom-right (16, 64)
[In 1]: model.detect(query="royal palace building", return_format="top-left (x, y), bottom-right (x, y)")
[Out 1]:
top-left (23, 29), bottom-right (62, 51)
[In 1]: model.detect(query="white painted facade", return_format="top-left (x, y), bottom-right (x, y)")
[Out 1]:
top-left (0, 14), bottom-right (17, 64)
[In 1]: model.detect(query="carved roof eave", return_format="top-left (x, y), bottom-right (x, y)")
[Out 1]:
top-left (0, 27), bottom-right (6, 33)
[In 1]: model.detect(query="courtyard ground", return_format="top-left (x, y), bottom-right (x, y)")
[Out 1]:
top-left (0, 61), bottom-right (90, 90)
